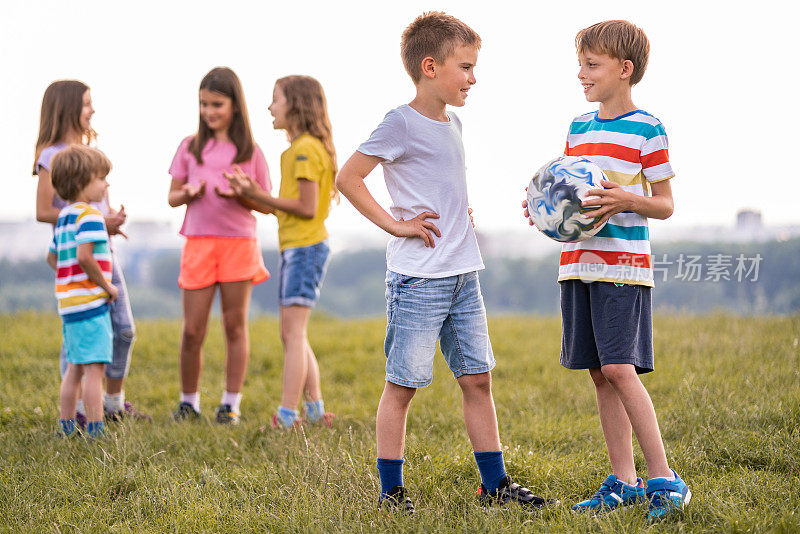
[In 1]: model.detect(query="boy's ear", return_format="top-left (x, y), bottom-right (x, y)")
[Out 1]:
top-left (620, 59), bottom-right (634, 80)
top-left (420, 56), bottom-right (437, 80)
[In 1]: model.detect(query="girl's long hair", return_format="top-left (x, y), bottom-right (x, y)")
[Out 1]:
top-left (276, 75), bottom-right (338, 200)
top-left (33, 80), bottom-right (96, 174)
top-left (189, 67), bottom-right (255, 165)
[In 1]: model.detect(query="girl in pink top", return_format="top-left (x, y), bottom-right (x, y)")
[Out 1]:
top-left (168, 67), bottom-right (272, 425)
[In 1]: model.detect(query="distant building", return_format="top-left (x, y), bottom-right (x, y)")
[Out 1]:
top-left (736, 209), bottom-right (762, 230)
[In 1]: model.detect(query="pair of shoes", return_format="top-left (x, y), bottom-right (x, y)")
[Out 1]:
top-left (271, 413), bottom-right (303, 430)
top-left (646, 470), bottom-right (691, 520)
top-left (378, 485), bottom-right (415, 515)
top-left (105, 401), bottom-right (153, 422)
top-left (215, 403), bottom-right (240, 425)
top-left (571, 474), bottom-right (645, 514)
top-left (173, 402), bottom-right (200, 421)
top-left (478, 476), bottom-right (552, 509)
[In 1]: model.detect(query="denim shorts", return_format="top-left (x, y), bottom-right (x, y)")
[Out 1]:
top-left (62, 311), bottom-right (113, 365)
top-left (560, 279), bottom-right (654, 374)
top-left (279, 240), bottom-right (330, 307)
top-left (384, 270), bottom-right (495, 388)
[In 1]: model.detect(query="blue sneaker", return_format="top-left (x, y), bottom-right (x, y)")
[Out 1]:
top-left (646, 470), bottom-right (691, 520)
top-left (572, 474), bottom-right (645, 514)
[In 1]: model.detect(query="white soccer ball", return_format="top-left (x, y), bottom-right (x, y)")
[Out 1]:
top-left (526, 156), bottom-right (607, 243)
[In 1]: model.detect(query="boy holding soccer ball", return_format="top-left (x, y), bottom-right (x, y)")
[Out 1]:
top-left (524, 20), bottom-right (690, 519)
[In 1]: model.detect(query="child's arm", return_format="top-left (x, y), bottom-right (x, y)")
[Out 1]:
top-left (105, 192), bottom-right (128, 239)
top-left (76, 243), bottom-right (118, 302)
top-left (336, 151), bottom-right (441, 247)
top-left (222, 166), bottom-right (314, 218)
top-left (35, 169), bottom-right (61, 224)
top-left (47, 251), bottom-right (57, 271)
top-left (582, 179), bottom-right (674, 228)
top-left (168, 179), bottom-right (206, 207)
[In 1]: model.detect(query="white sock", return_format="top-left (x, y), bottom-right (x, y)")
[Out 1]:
top-left (222, 391), bottom-right (242, 414)
top-left (103, 391), bottom-right (125, 412)
top-left (181, 392), bottom-right (200, 413)
top-left (76, 399), bottom-right (86, 416)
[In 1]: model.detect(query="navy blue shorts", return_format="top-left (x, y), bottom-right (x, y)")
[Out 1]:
top-left (560, 280), bottom-right (654, 374)
top-left (278, 240), bottom-right (330, 308)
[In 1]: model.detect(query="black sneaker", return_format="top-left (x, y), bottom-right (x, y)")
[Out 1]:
top-left (378, 485), bottom-right (415, 516)
top-left (478, 476), bottom-right (551, 509)
top-left (105, 401), bottom-right (153, 423)
top-left (215, 403), bottom-right (240, 425)
top-left (173, 401), bottom-right (200, 421)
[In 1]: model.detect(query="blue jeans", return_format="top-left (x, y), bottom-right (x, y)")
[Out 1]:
top-left (278, 240), bottom-right (330, 308)
top-left (384, 270), bottom-right (495, 388)
top-left (60, 253), bottom-right (135, 379)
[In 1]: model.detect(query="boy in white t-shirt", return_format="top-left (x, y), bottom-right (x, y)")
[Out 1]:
top-left (336, 11), bottom-right (550, 513)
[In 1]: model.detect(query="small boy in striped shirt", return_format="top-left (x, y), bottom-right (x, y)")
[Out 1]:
top-left (524, 20), bottom-right (690, 519)
top-left (47, 145), bottom-right (117, 438)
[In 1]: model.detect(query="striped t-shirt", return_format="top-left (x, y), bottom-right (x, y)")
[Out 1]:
top-left (49, 203), bottom-right (112, 322)
top-left (560, 109), bottom-right (674, 287)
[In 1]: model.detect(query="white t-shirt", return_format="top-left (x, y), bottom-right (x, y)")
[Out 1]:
top-left (358, 104), bottom-right (484, 278)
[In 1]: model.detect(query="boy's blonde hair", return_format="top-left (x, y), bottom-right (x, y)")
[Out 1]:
top-left (401, 11), bottom-right (481, 84)
top-left (50, 145), bottom-right (112, 202)
top-left (576, 20), bottom-right (650, 85)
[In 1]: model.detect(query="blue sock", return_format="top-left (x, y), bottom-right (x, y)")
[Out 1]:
top-left (474, 451), bottom-right (507, 493)
top-left (277, 406), bottom-right (298, 428)
top-left (86, 421), bottom-right (105, 437)
top-left (304, 400), bottom-right (325, 423)
top-left (59, 419), bottom-right (76, 436)
top-left (377, 458), bottom-right (405, 496)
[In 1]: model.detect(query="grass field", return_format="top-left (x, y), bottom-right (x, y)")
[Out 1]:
top-left (1, 312), bottom-right (799, 532)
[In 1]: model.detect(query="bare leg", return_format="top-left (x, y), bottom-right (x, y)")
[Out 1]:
top-left (601, 364), bottom-right (672, 479)
top-left (279, 305), bottom-right (312, 408)
top-left (376, 382), bottom-right (416, 459)
top-left (179, 285), bottom-right (216, 393)
top-left (219, 281), bottom-right (253, 393)
top-left (457, 372), bottom-right (502, 452)
top-left (590, 367), bottom-right (637, 484)
top-left (105, 377), bottom-right (124, 395)
top-left (82, 363), bottom-right (106, 422)
top-left (59, 363), bottom-right (84, 420)
top-left (303, 341), bottom-right (322, 401)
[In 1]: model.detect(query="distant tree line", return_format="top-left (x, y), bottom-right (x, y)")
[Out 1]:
top-left (2, 238), bottom-right (798, 317)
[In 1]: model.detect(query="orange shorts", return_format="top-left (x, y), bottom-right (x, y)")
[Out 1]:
top-left (179, 236), bottom-right (269, 290)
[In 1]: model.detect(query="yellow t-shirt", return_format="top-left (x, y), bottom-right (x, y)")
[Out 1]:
top-left (276, 133), bottom-right (334, 250)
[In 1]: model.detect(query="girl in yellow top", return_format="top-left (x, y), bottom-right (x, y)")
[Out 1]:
top-left (225, 75), bottom-right (336, 428)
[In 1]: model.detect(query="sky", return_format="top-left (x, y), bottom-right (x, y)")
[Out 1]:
top-left (2, 0), bottom-right (798, 247)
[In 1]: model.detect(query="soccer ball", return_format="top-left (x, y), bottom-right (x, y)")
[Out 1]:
top-left (526, 156), bottom-right (607, 243)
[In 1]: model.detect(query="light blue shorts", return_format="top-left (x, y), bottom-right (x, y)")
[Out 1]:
top-left (384, 270), bottom-right (495, 388)
top-left (62, 311), bottom-right (113, 365)
top-left (278, 240), bottom-right (330, 308)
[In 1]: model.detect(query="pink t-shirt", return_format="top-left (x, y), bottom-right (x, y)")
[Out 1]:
top-left (169, 136), bottom-right (271, 238)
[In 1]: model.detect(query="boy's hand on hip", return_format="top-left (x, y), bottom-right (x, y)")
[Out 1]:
top-left (392, 212), bottom-right (441, 248)
top-left (106, 284), bottom-right (119, 303)
top-left (582, 180), bottom-right (635, 228)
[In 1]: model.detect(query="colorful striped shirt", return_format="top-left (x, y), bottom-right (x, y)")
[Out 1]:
top-left (49, 203), bottom-right (112, 322)
top-left (560, 109), bottom-right (674, 287)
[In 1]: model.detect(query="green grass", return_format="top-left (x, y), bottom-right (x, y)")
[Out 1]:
top-left (1, 312), bottom-right (799, 532)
